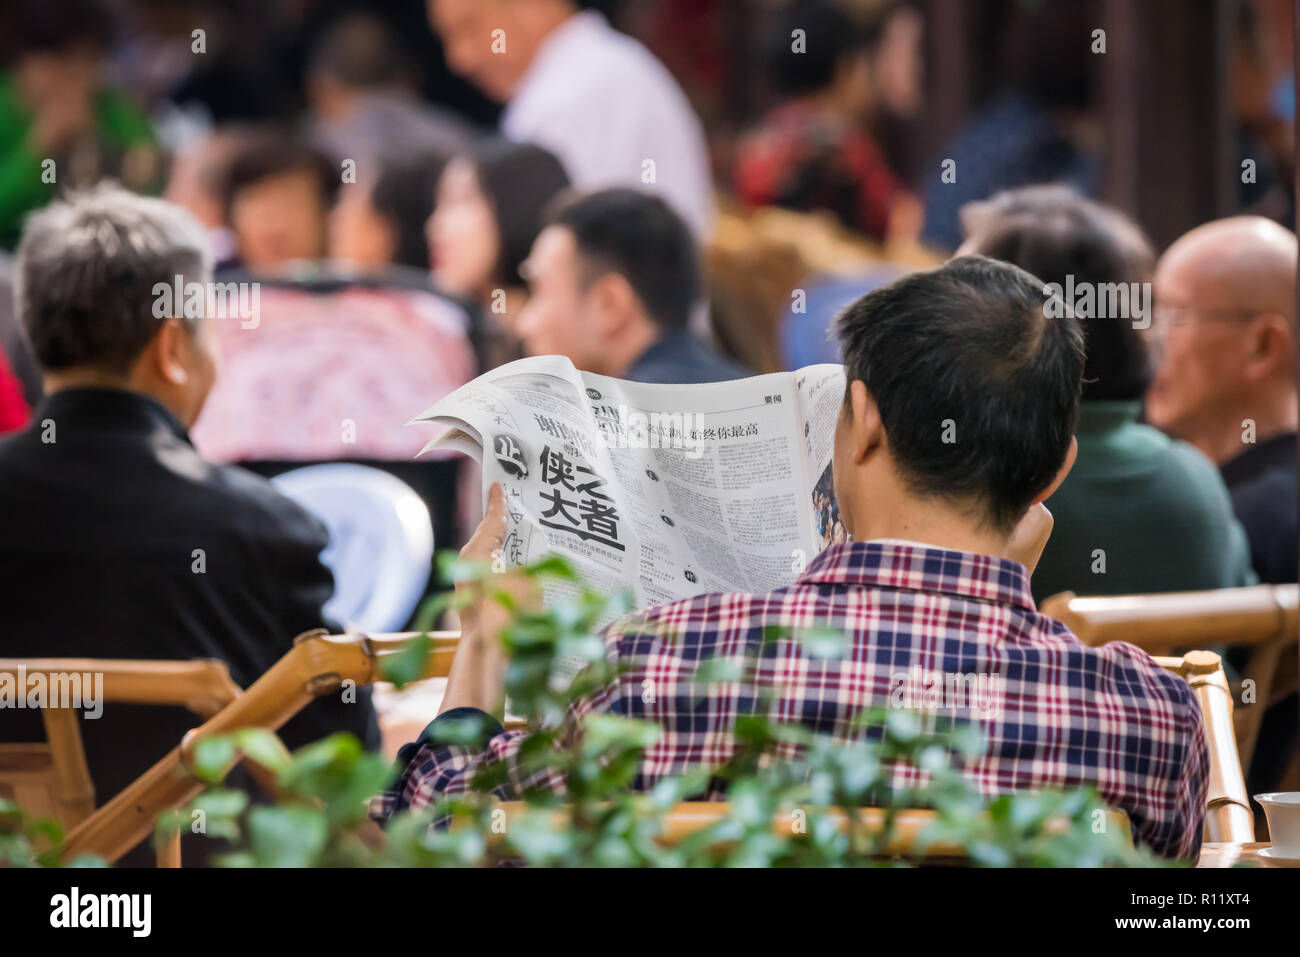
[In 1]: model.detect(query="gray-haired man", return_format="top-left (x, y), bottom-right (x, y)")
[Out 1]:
top-left (0, 184), bottom-right (377, 864)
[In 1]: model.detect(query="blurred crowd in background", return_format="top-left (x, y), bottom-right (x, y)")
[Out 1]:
top-left (0, 0), bottom-right (1294, 565)
top-left (0, 0), bottom-right (1294, 569)
top-left (0, 0), bottom-right (1292, 408)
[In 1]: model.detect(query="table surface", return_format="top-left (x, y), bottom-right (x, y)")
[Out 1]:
top-left (1197, 843), bottom-right (1297, 868)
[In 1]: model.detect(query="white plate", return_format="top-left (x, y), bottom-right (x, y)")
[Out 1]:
top-left (1258, 847), bottom-right (1300, 867)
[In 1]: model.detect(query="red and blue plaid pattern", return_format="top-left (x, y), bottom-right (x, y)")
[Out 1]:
top-left (375, 541), bottom-right (1209, 859)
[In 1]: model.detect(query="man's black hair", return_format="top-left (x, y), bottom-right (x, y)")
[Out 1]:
top-left (547, 188), bottom-right (699, 331)
top-left (835, 255), bottom-right (1085, 532)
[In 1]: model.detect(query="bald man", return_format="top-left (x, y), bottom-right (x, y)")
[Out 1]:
top-left (1149, 216), bottom-right (1297, 586)
top-left (1150, 216), bottom-right (1297, 796)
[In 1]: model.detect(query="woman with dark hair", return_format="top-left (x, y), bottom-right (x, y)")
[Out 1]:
top-left (427, 139), bottom-right (571, 366)
top-left (329, 152), bottom-right (447, 272)
top-left (960, 185), bottom-right (1255, 602)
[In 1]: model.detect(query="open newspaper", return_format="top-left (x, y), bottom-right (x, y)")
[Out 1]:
top-left (413, 356), bottom-right (847, 626)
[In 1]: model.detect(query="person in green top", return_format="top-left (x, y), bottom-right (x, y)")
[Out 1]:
top-left (958, 185), bottom-right (1256, 603)
top-left (0, 1), bottom-right (162, 250)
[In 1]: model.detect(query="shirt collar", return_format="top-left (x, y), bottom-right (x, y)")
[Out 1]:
top-left (35, 387), bottom-right (191, 443)
top-left (1076, 400), bottom-right (1142, 435)
top-left (796, 540), bottom-right (1037, 612)
top-left (517, 10), bottom-right (609, 90)
top-left (629, 330), bottom-right (690, 369)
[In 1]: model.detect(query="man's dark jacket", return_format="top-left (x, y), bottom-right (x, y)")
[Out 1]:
top-left (0, 388), bottom-right (379, 862)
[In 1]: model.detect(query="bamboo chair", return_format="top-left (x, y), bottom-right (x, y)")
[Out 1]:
top-left (0, 658), bottom-right (245, 865)
top-left (55, 631), bottom-right (459, 866)
top-left (1041, 585), bottom-right (1298, 775)
top-left (1154, 652), bottom-right (1255, 843)
top-left (0, 658), bottom-right (245, 823)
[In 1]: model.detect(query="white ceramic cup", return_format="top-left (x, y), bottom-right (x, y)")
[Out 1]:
top-left (1254, 792), bottom-right (1300, 856)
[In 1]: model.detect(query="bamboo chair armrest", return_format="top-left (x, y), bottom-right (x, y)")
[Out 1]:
top-left (60, 631), bottom-right (459, 863)
top-left (0, 657), bottom-right (244, 718)
top-left (1155, 652), bottom-right (1255, 844)
top-left (1041, 585), bottom-right (1298, 653)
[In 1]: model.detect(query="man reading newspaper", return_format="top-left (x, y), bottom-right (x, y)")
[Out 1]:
top-left (375, 257), bottom-right (1209, 859)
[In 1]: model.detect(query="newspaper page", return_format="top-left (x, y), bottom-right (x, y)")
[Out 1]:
top-left (412, 356), bottom-right (846, 624)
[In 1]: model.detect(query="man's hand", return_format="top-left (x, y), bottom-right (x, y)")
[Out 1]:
top-left (458, 481), bottom-right (508, 563)
top-left (440, 482), bottom-right (538, 717)
top-left (1003, 503), bottom-right (1054, 576)
top-left (456, 482), bottom-right (539, 615)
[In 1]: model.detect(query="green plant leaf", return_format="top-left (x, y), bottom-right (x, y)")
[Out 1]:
top-left (247, 806), bottom-right (328, 867)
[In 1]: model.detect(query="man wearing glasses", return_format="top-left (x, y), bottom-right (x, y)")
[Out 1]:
top-left (1147, 214), bottom-right (1297, 793)
top-left (1147, 215), bottom-right (1297, 586)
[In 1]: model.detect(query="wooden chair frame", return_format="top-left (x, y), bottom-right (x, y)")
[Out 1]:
top-left (48, 631), bottom-right (458, 865)
top-left (0, 657), bottom-right (245, 865)
top-left (1153, 652), bottom-right (1254, 844)
top-left (1041, 584), bottom-right (1298, 775)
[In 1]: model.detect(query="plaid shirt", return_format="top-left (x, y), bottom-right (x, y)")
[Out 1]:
top-left (375, 541), bottom-right (1209, 859)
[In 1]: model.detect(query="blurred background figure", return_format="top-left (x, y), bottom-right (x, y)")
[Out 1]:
top-left (920, 0), bottom-right (1101, 252)
top-left (777, 264), bottom-right (909, 368)
top-left (1148, 216), bottom-right (1298, 587)
top-left (1148, 215), bottom-right (1298, 798)
top-left (164, 126), bottom-right (252, 269)
top-left (0, 185), bottom-right (378, 864)
top-left (219, 131), bottom-right (338, 274)
top-left (110, 0), bottom-right (296, 127)
top-left (0, 347), bottom-right (28, 435)
top-left (429, 138), bottom-right (571, 367)
top-left (0, 252), bottom-right (42, 410)
top-left (330, 151), bottom-right (447, 274)
top-left (306, 11), bottom-right (469, 166)
top-left (517, 188), bottom-right (748, 383)
top-left (1231, 0), bottom-right (1295, 226)
top-left (189, 270), bottom-right (476, 586)
top-left (733, 0), bottom-right (922, 244)
top-left (0, 0), bottom-right (161, 249)
top-left (428, 0), bottom-right (715, 238)
top-left (959, 186), bottom-right (1255, 603)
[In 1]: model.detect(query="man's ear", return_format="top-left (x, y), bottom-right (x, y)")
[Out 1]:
top-left (1032, 435), bottom-right (1077, 505)
top-left (147, 317), bottom-right (192, 387)
top-left (1244, 313), bottom-right (1295, 381)
top-left (848, 379), bottom-right (884, 464)
top-left (589, 272), bottom-right (638, 338)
